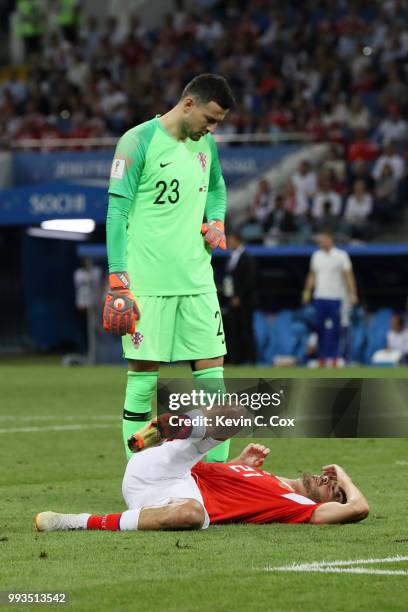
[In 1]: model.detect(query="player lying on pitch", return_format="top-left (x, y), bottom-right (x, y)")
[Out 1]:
top-left (35, 412), bottom-right (369, 532)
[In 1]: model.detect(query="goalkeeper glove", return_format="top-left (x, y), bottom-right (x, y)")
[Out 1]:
top-left (103, 272), bottom-right (140, 336)
top-left (201, 220), bottom-right (227, 250)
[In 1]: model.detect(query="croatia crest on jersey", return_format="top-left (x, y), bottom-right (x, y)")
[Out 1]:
top-left (131, 331), bottom-right (144, 349)
top-left (197, 152), bottom-right (207, 173)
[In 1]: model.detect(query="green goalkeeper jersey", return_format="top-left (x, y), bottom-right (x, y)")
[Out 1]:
top-left (107, 116), bottom-right (227, 296)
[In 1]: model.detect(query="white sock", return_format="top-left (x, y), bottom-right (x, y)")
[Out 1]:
top-left (119, 508), bottom-right (142, 531)
top-left (79, 513), bottom-right (91, 529)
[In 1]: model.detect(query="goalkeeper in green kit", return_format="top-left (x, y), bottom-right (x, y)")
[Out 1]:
top-left (103, 74), bottom-right (236, 462)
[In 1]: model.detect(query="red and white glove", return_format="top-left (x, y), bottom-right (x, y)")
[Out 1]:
top-left (201, 220), bottom-right (227, 250)
top-left (103, 272), bottom-right (140, 336)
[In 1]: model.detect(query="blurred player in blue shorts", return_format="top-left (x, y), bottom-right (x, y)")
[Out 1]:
top-left (303, 232), bottom-right (358, 367)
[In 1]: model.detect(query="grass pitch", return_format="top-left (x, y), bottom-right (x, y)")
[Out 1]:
top-left (0, 364), bottom-right (407, 611)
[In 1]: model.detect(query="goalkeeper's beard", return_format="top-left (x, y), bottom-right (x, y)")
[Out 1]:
top-left (180, 119), bottom-right (204, 141)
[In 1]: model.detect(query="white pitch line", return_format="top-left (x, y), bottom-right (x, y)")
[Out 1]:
top-left (0, 423), bottom-right (119, 434)
top-left (265, 555), bottom-right (408, 576)
top-left (271, 568), bottom-right (408, 576)
top-left (281, 555), bottom-right (408, 569)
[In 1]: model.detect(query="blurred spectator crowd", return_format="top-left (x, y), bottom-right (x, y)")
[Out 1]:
top-left (0, 0), bottom-right (407, 152)
top-left (243, 142), bottom-right (408, 244)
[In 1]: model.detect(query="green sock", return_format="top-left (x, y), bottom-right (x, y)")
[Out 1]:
top-left (192, 366), bottom-right (230, 462)
top-left (123, 371), bottom-right (158, 460)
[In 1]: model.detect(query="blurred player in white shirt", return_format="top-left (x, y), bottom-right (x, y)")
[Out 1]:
top-left (302, 232), bottom-right (358, 366)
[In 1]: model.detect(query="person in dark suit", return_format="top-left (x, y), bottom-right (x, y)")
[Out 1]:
top-left (223, 231), bottom-right (257, 364)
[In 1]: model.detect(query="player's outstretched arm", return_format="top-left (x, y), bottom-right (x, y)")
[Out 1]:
top-left (310, 464), bottom-right (369, 525)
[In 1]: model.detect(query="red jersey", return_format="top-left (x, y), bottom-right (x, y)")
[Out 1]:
top-left (192, 462), bottom-right (320, 525)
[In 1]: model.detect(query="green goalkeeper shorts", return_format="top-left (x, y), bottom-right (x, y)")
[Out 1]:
top-left (122, 292), bottom-right (227, 362)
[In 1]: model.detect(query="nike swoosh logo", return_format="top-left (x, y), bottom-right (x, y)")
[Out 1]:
top-left (160, 162), bottom-right (172, 167)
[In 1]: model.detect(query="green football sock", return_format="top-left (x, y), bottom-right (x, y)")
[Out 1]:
top-left (123, 371), bottom-right (158, 460)
top-left (192, 366), bottom-right (230, 462)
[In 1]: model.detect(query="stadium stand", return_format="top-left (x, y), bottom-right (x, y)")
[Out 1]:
top-left (2, 2), bottom-right (407, 244)
top-left (1, 1), bottom-right (407, 146)
top-left (1, 0), bottom-right (407, 359)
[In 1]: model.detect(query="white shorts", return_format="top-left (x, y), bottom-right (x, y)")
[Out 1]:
top-left (122, 438), bottom-right (220, 529)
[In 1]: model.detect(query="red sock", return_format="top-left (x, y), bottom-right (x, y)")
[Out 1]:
top-left (87, 513), bottom-right (122, 531)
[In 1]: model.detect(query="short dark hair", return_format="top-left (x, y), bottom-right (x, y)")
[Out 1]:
top-left (181, 74), bottom-right (236, 110)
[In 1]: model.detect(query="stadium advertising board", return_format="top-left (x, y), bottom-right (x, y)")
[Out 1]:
top-left (0, 181), bottom-right (108, 224)
top-left (12, 146), bottom-right (298, 187)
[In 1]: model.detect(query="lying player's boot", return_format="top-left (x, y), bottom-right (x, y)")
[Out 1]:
top-left (127, 413), bottom-right (194, 453)
top-left (127, 418), bottom-right (161, 453)
top-left (35, 511), bottom-right (86, 531)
